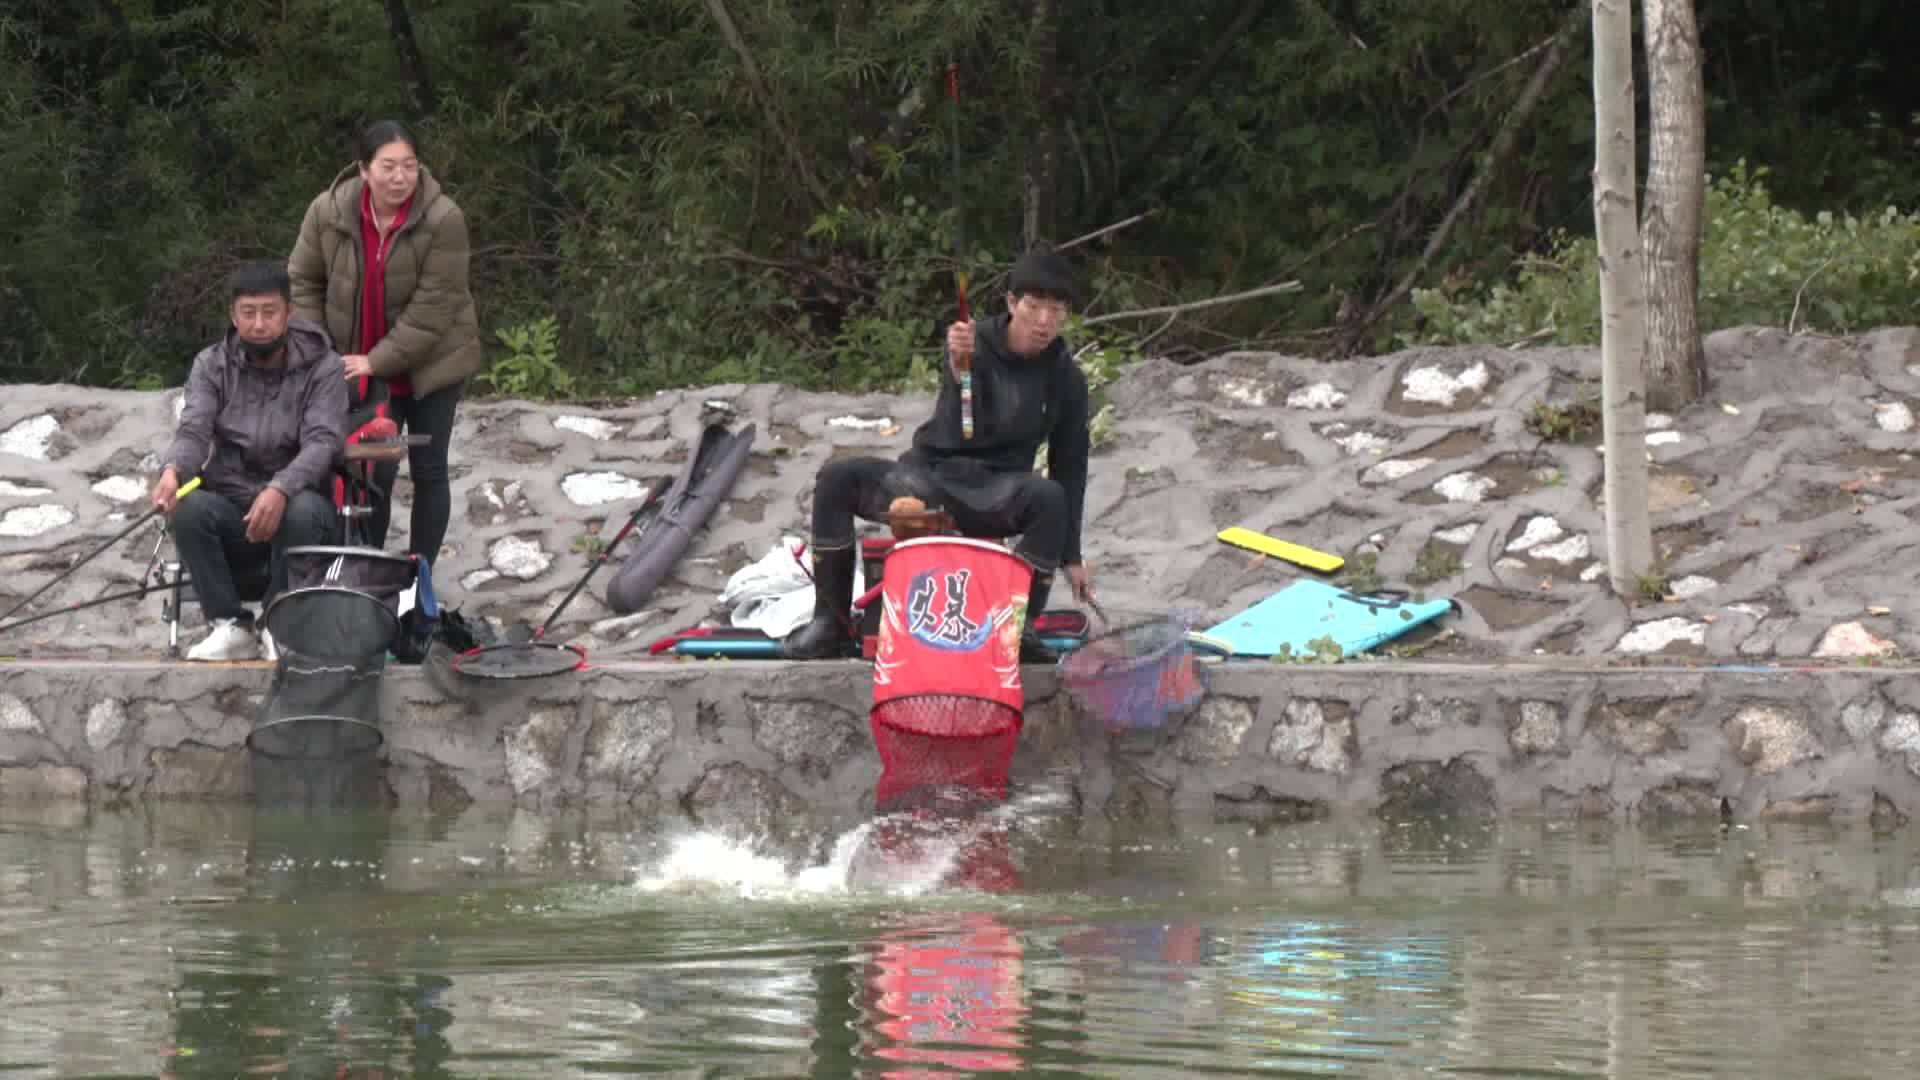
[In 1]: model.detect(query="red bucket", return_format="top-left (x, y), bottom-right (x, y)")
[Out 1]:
top-left (872, 537), bottom-right (1029, 721)
top-left (870, 538), bottom-right (1029, 807)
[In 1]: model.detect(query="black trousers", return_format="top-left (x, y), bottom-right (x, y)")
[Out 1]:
top-left (172, 488), bottom-right (336, 622)
top-left (367, 381), bottom-right (462, 566)
top-left (809, 455), bottom-right (1068, 572)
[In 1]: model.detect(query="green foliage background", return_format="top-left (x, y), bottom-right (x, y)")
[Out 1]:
top-left (3, 0), bottom-right (1918, 398)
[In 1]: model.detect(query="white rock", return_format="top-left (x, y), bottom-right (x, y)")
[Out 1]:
top-left (0, 504), bottom-right (74, 538)
top-left (1530, 535), bottom-right (1591, 564)
top-left (0, 480), bottom-right (52, 497)
top-left (1877, 402), bottom-right (1915, 433)
top-left (1331, 430), bottom-right (1392, 456)
top-left (1401, 361), bottom-right (1489, 406)
top-left (1506, 515), bottom-right (1564, 553)
top-left (1495, 557), bottom-right (1528, 572)
top-left (1363, 457), bottom-right (1432, 483)
top-left (1580, 563), bottom-right (1607, 582)
top-left (1286, 382), bottom-right (1347, 410)
top-left (560, 471), bottom-right (649, 506)
top-left (0, 694), bottom-right (40, 733)
top-left (1646, 413), bottom-right (1674, 430)
top-left (1432, 471), bottom-right (1495, 503)
top-left (1617, 617), bottom-right (1706, 653)
top-left (1645, 431), bottom-right (1684, 447)
top-left (555, 415), bottom-right (619, 441)
top-left (462, 569), bottom-right (502, 591)
top-left (1668, 575), bottom-right (1718, 599)
top-left (0, 415), bottom-right (59, 461)
top-left (1815, 621), bottom-right (1897, 659)
top-left (1725, 603), bottom-right (1770, 619)
top-left (1880, 713), bottom-right (1920, 774)
top-left (90, 475), bottom-right (146, 504)
top-left (1433, 524), bottom-right (1479, 545)
top-left (1213, 376), bottom-right (1273, 407)
top-left (826, 415), bottom-right (895, 430)
top-left (487, 536), bottom-right (552, 581)
top-left (85, 699), bottom-right (127, 751)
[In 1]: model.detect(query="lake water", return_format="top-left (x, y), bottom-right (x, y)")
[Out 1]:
top-left (5, 789), bottom-right (1920, 1078)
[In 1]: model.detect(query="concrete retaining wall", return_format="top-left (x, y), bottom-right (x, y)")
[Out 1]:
top-left (4, 659), bottom-right (1919, 828)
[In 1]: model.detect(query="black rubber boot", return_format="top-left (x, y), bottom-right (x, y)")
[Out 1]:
top-left (1020, 569), bottom-right (1059, 664)
top-left (782, 545), bottom-right (860, 660)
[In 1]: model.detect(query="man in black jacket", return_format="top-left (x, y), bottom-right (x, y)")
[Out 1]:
top-left (150, 262), bottom-right (347, 661)
top-left (784, 250), bottom-right (1095, 660)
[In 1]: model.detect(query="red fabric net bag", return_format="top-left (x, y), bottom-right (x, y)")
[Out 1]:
top-left (869, 538), bottom-right (1030, 810)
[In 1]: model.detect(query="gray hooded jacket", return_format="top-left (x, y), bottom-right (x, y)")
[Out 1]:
top-left (163, 317), bottom-right (347, 507)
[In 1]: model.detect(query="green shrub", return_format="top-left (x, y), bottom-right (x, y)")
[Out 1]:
top-left (1407, 161), bottom-right (1920, 346)
top-left (477, 316), bottom-right (573, 400)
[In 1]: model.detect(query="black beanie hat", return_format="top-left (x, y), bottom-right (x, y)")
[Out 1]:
top-left (1007, 250), bottom-right (1076, 305)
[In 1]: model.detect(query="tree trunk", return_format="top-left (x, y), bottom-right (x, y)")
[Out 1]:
top-left (1022, 0), bottom-right (1057, 250)
top-left (1592, 0), bottom-right (1654, 597)
top-left (1641, 0), bottom-right (1707, 409)
top-left (381, 0), bottom-right (437, 117)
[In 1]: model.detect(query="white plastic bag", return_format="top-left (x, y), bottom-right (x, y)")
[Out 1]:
top-left (722, 537), bottom-right (863, 638)
top-left (720, 536), bottom-right (812, 605)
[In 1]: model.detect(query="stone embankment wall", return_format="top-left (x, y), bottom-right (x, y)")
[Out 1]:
top-left (6, 326), bottom-right (1920, 662)
top-left (3, 659), bottom-right (1918, 829)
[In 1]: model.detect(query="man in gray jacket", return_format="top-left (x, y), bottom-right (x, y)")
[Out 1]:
top-left (149, 262), bottom-right (347, 661)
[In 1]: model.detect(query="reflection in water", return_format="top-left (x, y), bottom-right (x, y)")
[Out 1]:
top-left (849, 757), bottom-right (1035, 1073)
top-left (864, 912), bottom-right (1028, 1076)
top-left (13, 805), bottom-right (1920, 1075)
top-left (160, 803), bottom-right (457, 1078)
top-left (1226, 922), bottom-right (1453, 1069)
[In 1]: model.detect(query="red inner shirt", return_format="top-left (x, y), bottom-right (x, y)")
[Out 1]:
top-left (358, 186), bottom-right (414, 397)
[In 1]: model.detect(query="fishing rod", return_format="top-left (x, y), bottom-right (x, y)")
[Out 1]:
top-left (0, 576), bottom-right (191, 637)
top-left (0, 476), bottom-right (201, 624)
top-left (947, 59), bottom-right (974, 440)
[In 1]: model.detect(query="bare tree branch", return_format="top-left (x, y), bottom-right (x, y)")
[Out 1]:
top-left (701, 0), bottom-right (832, 210)
top-left (1055, 208), bottom-right (1161, 254)
top-left (1343, 4), bottom-right (1583, 352)
top-left (1098, 0), bottom-right (1271, 221)
top-left (1082, 280), bottom-right (1303, 326)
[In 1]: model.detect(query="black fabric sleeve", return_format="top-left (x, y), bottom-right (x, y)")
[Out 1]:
top-left (1047, 357), bottom-right (1092, 565)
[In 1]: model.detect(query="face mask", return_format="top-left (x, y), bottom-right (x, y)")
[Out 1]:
top-left (240, 332), bottom-right (287, 360)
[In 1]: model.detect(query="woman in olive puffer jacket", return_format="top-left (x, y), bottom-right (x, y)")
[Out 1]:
top-left (289, 120), bottom-right (481, 571)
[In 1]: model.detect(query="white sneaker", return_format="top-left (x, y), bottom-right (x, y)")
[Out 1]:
top-left (186, 619), bottom-right (262, 662)
top-left (260, 628), bottom-right (279, 663)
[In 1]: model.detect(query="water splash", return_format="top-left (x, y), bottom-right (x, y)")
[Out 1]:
top-left (632, 828), bottom-right (862, 900)
top-left (630, 782), bottom-right (1074, 901)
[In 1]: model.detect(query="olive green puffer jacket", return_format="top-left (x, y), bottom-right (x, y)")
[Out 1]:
top-left (288, 164), bottom-right (482, 396)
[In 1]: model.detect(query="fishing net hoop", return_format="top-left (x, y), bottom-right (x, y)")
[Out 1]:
top-left (1058, 614), bottom-right (1208, 732)
top-left (448, 640), bottom-right (588, 681)
top-left (251, 546), bottom-right (415, 760)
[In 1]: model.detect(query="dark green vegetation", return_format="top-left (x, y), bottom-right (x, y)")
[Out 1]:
top-left (5, 1), bottom-right (1919, 398)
